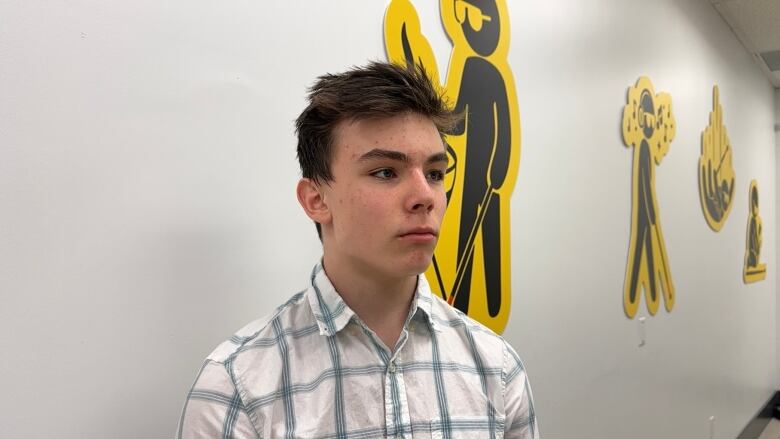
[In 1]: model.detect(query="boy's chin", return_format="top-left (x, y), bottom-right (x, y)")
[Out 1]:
top-left (400, 257), bottom-right (434, 276)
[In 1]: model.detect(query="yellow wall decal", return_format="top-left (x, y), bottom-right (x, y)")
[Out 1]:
top-left (743, 180), bottom-right (767, 283)
top-left (621, 77), bottom-right (676, 319)
top-left (699, 85), bottom-right (735, 232)
top-left (384, 0), bottom-right (520, 334)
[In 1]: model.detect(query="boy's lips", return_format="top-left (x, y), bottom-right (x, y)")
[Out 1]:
top-left (398, 227), bottom-right (438, 242)
top-left (399, 227), bottom-right (437, 237)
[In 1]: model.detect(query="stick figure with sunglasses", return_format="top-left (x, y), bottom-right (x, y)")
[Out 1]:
top-left (385, 0), bottom-right (520, 333)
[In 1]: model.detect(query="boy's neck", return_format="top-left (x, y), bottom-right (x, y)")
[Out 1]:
top-left (322, 253), bottom-right (418, 351)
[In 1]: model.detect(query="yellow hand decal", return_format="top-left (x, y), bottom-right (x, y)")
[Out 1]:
top-left (384, 0), bottom-right (441, 86)
top-left (621, 77), bottom-right (676, 319)
top-left (699, 85), bottom-right (735, 232)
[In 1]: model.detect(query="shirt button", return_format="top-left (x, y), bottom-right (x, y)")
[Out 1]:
top-left (388, 362), bottom-right (397, 373)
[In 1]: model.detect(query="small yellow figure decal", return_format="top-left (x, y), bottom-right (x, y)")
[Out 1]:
top-left (621, 77), bottom-right (676, 319)
top-left (699, 85), bottom-right (735, 232)
top-left (384, 0), bottom-right (520, 333)
top-left (743, 180), bottom-right (767, 283)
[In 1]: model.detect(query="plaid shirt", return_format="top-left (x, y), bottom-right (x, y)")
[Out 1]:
top-left (177, 263), bottom-right (538, 438)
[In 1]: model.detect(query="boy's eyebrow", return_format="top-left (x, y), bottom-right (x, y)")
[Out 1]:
top-left (427, 152), bottom-right (448, 164)
top-left (358, 148), bottom-right (409, 163)
top-left (358, 148), bottom-right (448, 165)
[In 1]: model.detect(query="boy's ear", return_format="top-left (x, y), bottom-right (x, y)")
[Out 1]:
top-left (296, 178), bottom-right (332, 225)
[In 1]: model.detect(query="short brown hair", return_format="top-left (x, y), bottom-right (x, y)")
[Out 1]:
top-left (295, 61), bottom-right (459, 238)
top-left (295, 61), bottom-right (458, 184)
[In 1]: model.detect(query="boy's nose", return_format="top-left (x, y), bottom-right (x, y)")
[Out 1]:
top-left (406, 170), bottom-right (435, 213)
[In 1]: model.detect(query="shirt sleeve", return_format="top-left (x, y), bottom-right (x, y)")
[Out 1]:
top-left (503, 340), bottom-right (539, 438)
top-left (176, 360), bottom-right (260, 439)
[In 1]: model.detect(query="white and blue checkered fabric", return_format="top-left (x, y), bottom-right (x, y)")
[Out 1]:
top-left (177, 263), bottom-right (538, 438)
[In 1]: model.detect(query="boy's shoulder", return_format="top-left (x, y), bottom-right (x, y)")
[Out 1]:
top-left (427, 292), bottom-right (501, 335)
top-left (426, 292), bottom-right (515, 357)
top-left (205, 289), bottom-right (311, 364)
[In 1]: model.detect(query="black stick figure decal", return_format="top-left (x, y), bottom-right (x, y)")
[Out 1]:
top-left (385, 0), bottom-right (520, 333)
top-left (621, 77), bottom-right (676, 319)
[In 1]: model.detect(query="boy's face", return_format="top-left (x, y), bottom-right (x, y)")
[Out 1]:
top-left (320, 112), bottom-right (447, 281)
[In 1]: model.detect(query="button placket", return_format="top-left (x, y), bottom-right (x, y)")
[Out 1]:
top-left (384, 350), bottom-right (411, 438)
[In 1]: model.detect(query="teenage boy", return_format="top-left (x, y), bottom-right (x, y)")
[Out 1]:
top-left (177, 61), bottom-right (538, 438)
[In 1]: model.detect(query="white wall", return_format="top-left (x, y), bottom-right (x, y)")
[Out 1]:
top-left (0, 1), bottom-right (775, 438)
top-left (775, 87), bottom-right (780, 389)
top-left (508, 1), bottom-right (776, 438)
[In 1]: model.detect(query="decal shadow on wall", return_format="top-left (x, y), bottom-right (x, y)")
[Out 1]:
top-left (621, 77), bottom-right (676, 319)
top-left (384, 0), bottom-right (519, 333)
top-left (699, 85), bottom-right (735, 232)
top-left (744, 179), bottom-right (767, 283)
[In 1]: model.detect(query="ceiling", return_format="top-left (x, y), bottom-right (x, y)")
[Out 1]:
top-left (710, 0), bottom-right (780, 87)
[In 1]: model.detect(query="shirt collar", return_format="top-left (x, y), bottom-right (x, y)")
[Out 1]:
top-left (306, 262), bottom-right (437, 337)
top-left (413, 274), bottom-right (437, 330)
top-left (307, 263), bottom-right (355, 336)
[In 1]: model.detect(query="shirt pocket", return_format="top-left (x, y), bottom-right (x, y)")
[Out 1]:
top-left (429, 416), bottom-right (505, 439)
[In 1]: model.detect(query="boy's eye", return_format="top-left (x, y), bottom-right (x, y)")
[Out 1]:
top-left (371, 168), bottom-right (396, 179)
top-left (428, 169), bottom-right (445, 182)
